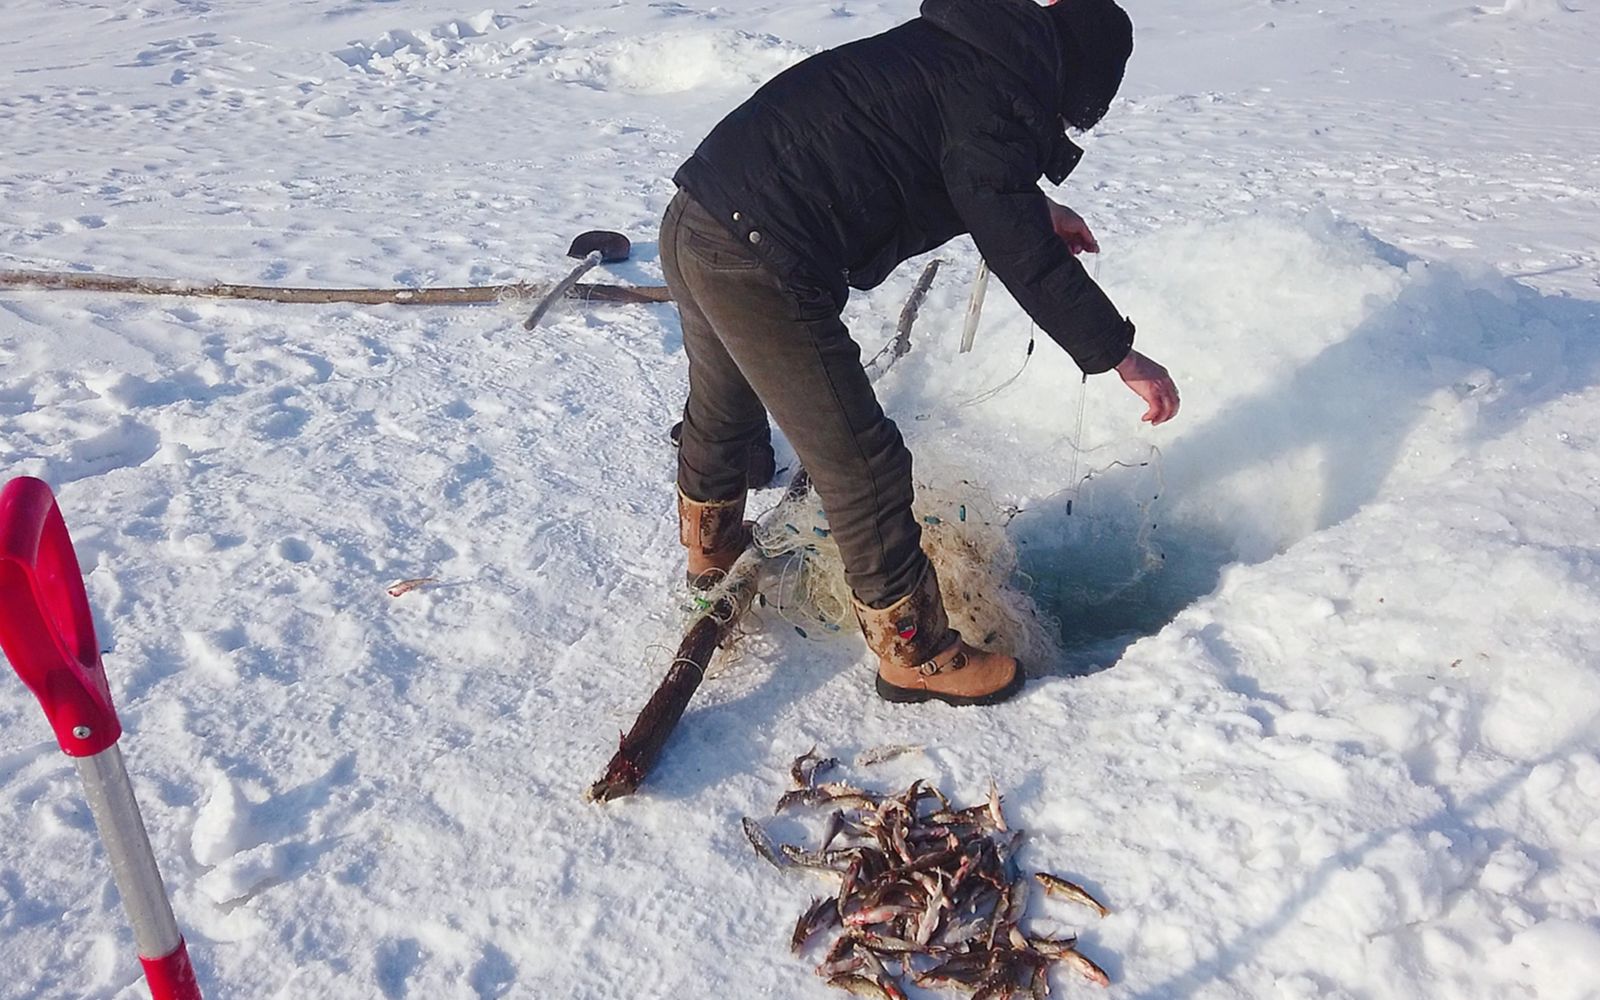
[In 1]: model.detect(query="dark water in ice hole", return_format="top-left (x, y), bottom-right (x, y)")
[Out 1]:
top-left (1012, 492), bottom-right (1236, 677)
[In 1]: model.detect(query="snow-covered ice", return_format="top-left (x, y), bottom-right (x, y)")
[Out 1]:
top-left (2, 1), bottom-right (1598, 998)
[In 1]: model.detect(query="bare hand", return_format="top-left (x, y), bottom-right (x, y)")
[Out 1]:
top-left (1046, 199), bottom-right (1099, 255)
top-left (1115, 349), bottom-right (1180, 425)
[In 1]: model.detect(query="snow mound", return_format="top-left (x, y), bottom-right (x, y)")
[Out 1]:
top-left (333, 11), bottom-right (525, 77)
top-left (1494, 919), bottom-right (1600, 1000)
top-left (336, 19), bottom-right (807, 93)
top-left (191, 773), bottom-right (249, 867)
top-left (547, 30), bottom-right (812, 94)
top-left (196, 842), bottom-right (290, 906)
top-left (1475, 0), bottom-right (1581, 15)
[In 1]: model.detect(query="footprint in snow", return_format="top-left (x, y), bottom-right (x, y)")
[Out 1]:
top-left (375, 937), bottom-right (426, 1000)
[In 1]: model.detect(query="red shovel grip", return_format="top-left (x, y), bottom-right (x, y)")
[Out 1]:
top-left (0, 476), bottom-right (121, 756)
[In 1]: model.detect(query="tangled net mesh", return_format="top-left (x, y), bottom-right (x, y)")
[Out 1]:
top-left (750, 478), bottom-right (1062, 674)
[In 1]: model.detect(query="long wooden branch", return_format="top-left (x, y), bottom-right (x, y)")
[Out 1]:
top-left (586, 258), bottom-right (944, 802)
top-left (0, 268), bottom-right (671, 306)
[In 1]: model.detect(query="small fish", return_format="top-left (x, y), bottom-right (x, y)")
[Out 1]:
top-left (949, 848), bottom-right (978, 892)
top-left (1006, 873), bottom-right (1031, 925)
top-left (818, 952), bottom-right (865, 979)
top-left (856, 743), bottom-right (924, 766)
top-left (792, 896), bottom-right (839, 952)
top-left (853, 932), bottom-right (922, 954)
top-left (910, 870), bottom-right (945, 899)
top-left (912, 888), bottom-right (945, 946)
top-left (986, 777), bottom-right (1008, 832)
top-left (837, 856), bottom-right (864, 907)
top-left (779, 783), bottom-right (878, 812)
top-left (790, 745), bottom-right (821, 787)
top-left (386, 576), bottom-right (438, 597)
top-left (972, 970), bottom-right (1017, 1000)
top-left (994, 828), bottom-right (1025, 868)
top-left (940, 911), bottom-right (992, 948)
top-left (929, 803), bottom-right (1001, 831)
top-left (855, 946), bottom-right (892, 982)
top-left (780, 843), bottom-right (860, 871)
top-left (825, 793), bottom-right (885, 811)
top-left (816, 780), bottom-right (876, 800)
top-left (826, 974), bottom-right (900, 1000)
top-left (775, 787), bottom-right (826, 813)
top-left (741, 817), bottom-right (788, 869)
top-left (889, 818), bottom-right (913, 864)
top-left (1025, 935), bottom-right (1079, 958)
top-left (819, 809), bottom-right (847, 852)
top-left (1058, 948), bottom-right (1111, 988)
top-left (860, 879), bottom-right (919, 911)
top-left (843, 904), bottom-right (914, 927)
top-left (900, 779), bottom-right (931, 809)
top-left (817, 934), bottom-right (858, 977)
top-left (791, 745), bottom-right (842, 788)
top-left (949, 881), bottom-right (1000, 920)
top-left (1029, 960), bottom-right (1051, 1000)
top-left (1034, 873), bottom-right (1111, 917)
top-left (915, 953), bottom-right (991, 988)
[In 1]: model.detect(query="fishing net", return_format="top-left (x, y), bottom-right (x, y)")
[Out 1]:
top-left (676, 251), bottom-right (1169, 674)
top-left (749, 478), bottom-right (1062, 674)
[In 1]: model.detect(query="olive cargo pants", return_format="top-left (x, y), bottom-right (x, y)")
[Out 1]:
top-left (661, 189), bottom-right (926, 609)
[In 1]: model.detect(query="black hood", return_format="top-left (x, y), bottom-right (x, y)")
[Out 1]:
top-left (1048, 0), bottom-right (1133, 128)
top-left (921, 0), bottom-right (1065, 116)
top-left (922, 0), bottom-right (1132, 129)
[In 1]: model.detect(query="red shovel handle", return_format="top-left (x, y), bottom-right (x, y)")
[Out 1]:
top-left (0, 476), bottom-right (121, 756)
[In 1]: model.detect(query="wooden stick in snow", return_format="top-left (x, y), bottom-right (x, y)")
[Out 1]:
top-left (0, 268), bottom-right (671, 306)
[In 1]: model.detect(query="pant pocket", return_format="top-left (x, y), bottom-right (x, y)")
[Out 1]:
top-left (784, 275), bottom-right (843, 323)
top-left (682, 227), bottom-right (763, 271)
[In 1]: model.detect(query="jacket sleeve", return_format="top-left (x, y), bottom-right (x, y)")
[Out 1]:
top-left (940, 125), bottom-right (1133, 374)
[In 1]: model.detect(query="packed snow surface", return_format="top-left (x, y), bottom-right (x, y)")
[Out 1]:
top-left (2, 1), bottom-right (1598, 998)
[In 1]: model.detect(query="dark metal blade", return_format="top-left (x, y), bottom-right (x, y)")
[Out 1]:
top-left (568, 230), bottom-right (631, 263)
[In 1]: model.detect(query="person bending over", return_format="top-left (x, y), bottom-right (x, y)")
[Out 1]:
top-left (661, 0), bottom-right (1180, 706)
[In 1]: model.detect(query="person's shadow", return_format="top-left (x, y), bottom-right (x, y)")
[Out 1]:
top-left (1014, 233), bottom-right (1600, 676)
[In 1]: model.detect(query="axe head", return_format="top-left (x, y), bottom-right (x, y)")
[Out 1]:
top-left (568, 230), bottom-right (631, 264)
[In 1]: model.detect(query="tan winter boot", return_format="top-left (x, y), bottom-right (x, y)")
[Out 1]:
top-left (853, 562), bottom-right (1024, 706)
top-left (678, 488), bottom-right (752, 589)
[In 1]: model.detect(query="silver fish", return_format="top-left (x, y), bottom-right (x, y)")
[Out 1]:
top-left (826, 974), bottom-right (899, 1000)
top-left (741, 816), bottom-right (788, 869)
top-left (1029, 960), bottom-right (1051, 1000)
top-left (1026, 934), bottom-right (1079, 958)
top-left (986, 777), bottom-right (1008, 832)
top-left (855, 743), bottom-right (924, 766)
top-left (789, 746), bottom-right (842, 788)
top-left (1058, 947), bottom-right (1111, 987)
top-left (1034, 872), bottom-right (1110, 918)
top-left (793, 896), bottom-right (839, 952)
top-left (781, 843), bottom-right (861, 872)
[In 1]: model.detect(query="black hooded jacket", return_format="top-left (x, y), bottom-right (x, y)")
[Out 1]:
top-left (674, 0), bottom-right (1135, 374)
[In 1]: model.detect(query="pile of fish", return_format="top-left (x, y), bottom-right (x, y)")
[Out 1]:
top-left (742, 746), bottom-right (1113, 999)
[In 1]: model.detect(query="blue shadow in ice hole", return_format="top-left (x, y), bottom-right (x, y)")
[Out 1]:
top-left (1018, 236), bottom-right (1600, 676)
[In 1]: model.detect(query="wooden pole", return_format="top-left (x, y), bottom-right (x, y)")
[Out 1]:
top-left (0, 269), bottom-right (671, 306)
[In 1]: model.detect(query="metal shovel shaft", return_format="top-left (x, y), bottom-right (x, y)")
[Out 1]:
top-left (76, 746), bottom-right (201, 999)
top-left (523, 249), bottom-right (603, 330)
top-left (75, 745), bottom-right (182, 960)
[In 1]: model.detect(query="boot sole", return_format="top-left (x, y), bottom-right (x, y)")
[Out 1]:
top-left (874, 665), bottom-right (1026, 707)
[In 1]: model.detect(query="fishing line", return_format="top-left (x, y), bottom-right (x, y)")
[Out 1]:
top-left (954, 328), bottom-right (1034, 408)
top-left (953, 249), bottom-right (1104, 410)
top-left (1060, 251), bottom-right (1103, 515)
